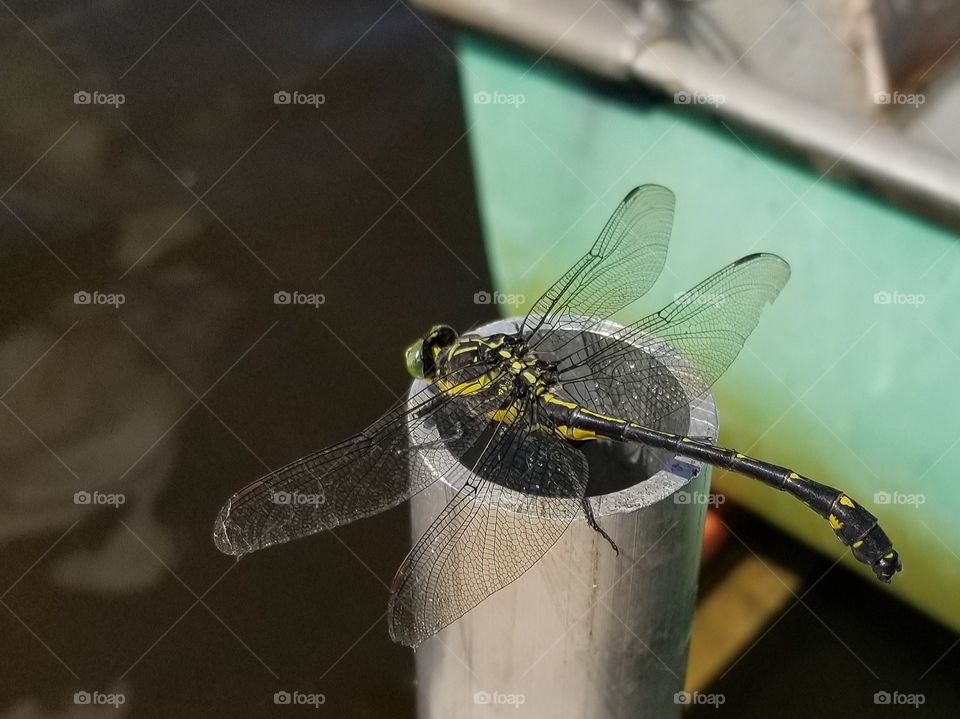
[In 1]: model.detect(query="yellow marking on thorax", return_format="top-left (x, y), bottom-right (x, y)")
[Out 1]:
top-left (437, 370), bottom-right (499, 397)
top-left (451, 344), bottom-right (478, 358)
top-left (488, 405), bottom-right (520, 424)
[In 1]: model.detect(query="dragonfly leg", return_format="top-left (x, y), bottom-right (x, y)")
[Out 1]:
top-left (582, 496), bottom-right (619, 555)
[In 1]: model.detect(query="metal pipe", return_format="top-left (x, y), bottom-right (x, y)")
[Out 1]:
top-left (415, 0), bottom-right (960, 221)
top-left (628, 37), bottom-right (960, 221)
top-left (407, 317), bottom-right (718, 718)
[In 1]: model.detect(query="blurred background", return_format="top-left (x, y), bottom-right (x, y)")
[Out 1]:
top-left (1, 0), bottom-right (959, 717)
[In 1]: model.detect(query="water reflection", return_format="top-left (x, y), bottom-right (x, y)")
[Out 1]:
top-left (1, 3), bottom-right (485, 716)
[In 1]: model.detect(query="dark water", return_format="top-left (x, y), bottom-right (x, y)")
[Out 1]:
top-left (0, 2), bottom-right (493, 716)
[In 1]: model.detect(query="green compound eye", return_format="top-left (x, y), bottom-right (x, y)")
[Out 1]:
top-left (404, 338), bottom-right (425, 379)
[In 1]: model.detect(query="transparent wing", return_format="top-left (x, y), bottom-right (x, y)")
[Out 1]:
top-left (555, 253), bottom-right (790, 427)
top-left (387, 398), bottom-right (588, 647)
top-left (213, 366), bottom-right (509, 557)
top-left (521, 185), bottom-right (675, 347)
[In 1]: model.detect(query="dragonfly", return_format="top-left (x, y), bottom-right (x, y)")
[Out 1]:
top-left (213, 185), bottom-right (901, 648)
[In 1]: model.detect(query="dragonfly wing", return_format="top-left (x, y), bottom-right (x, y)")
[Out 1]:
top-left (521, 185), bottom-right (675, 346)
top-left (388, 398), bottom-right (588, 647)
top-left (556, 253), bottom-right (790, 426)
top-left (213, 369), bottom-right (509, 557)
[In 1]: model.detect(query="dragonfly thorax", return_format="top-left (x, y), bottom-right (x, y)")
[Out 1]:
top-left (439, 333), bottom-right (559, 395)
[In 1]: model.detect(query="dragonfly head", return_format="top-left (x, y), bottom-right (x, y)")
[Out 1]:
top-left (405, 324), bottom-right (458, 380)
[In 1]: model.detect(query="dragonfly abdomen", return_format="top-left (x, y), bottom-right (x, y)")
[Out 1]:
top-left (561, 409), bottom-right (901, 583)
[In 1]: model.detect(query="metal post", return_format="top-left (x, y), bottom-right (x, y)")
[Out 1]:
top-left (408, 317), bottom-right (718, 718)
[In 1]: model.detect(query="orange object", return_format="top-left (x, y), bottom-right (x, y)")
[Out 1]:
top-left (701, 508), bottom-right (728, 564)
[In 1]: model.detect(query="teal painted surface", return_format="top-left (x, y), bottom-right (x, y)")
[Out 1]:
top-left (459, 34), bottom-right (960, 631)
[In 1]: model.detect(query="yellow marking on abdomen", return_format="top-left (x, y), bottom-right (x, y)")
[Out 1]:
top-left (542, 394), bottom-right (577, 409)
top-left (554, 424), bottom-right (598, 441)
top-left (579, 407), bottom-right (624, 423)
